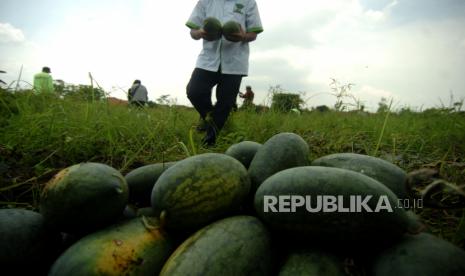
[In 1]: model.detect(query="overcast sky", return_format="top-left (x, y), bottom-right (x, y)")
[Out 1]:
top-left (1, 0), bottom-right (464, 110)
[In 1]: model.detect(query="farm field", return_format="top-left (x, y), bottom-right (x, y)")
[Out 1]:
top-left (1, 89), bottom-right (465, 250)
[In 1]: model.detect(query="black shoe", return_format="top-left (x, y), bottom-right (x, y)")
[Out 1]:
top-left (195, 118), bottom-right (207, 132)
top-left (202, 128), bottom-right (216, 147)
top-left (196, 113), bottom-right (214, 132)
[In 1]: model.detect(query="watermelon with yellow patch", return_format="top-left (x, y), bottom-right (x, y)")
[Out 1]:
top-left (151, 153), bottom-right (250, 231)
top-left (48, 217), bottom-right (173, 276)
top-left (40, 162), bottom-right (129, 234)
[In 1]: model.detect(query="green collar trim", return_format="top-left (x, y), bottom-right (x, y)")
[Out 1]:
top-left (247, 27), bottom-right (264, 34)
top-left (186, 21), bottom-right (200, 30)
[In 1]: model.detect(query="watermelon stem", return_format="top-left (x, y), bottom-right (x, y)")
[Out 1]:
top-left (160, 210), bottom-right (167, 228)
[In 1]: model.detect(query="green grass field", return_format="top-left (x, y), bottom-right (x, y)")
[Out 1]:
top-left (1, 90), bottom-right (464, 246)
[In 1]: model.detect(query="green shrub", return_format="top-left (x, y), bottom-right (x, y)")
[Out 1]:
top-left (271, 93), bottom-right (303, 112)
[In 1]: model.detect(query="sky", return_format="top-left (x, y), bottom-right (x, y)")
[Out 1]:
top-left (1, 0), bottom-right (464, 111)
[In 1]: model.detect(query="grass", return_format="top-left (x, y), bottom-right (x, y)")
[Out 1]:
top-left (1, 90), bottom-right (465, 246)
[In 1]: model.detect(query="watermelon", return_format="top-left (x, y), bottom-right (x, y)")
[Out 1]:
top-left (404, 210), bottom-right (424, 234)
top-left (225, 141), bottom-right (262, 169)
top-left (0, 208), bottom-right (61, 273)
top-left (223, 20), bottom-right (241, 37)
top-left (151, 153), bottom-right (250, 231)
top-left (248, 132), bottom-right (309, 192)
top-left (125, 162), bottom-right (176, 207)
top-left (279, 250), bottom-right (345, 276)
top-left (40, 162), bottom-right (129, 234)
top-left (160, 216), bottom-right (272, 275)
top-left (49, 217), bottom-right (173, 276)
top-left (122, 205), bottom-right (137, 220)
top-left (203, 17), bottom-right (222, 40)
top-left (371, 233), bottom-right (465, 275)
top-left (312, 153), bottom-right (408, 199)
top-left (136, 207), bottom-right (157, 217)
top-left (254, 166), bottom-right (413, 245)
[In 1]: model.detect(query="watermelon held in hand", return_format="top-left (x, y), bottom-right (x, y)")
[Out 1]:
top-left (222, 21), bottom-right (242, 42)
top-left (203, 17), bottom-right (222, 40)
top-left (40, 162), bottom-right (129, 234)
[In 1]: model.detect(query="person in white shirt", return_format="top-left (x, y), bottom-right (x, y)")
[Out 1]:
top-left (128, 80), bottom-right (148, 107)
top-left (186, 0), bottom-right (263, 146)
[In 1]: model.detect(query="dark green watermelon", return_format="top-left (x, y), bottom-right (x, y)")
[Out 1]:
top-left (40, 162), bottom-right (129, 234)
top-left (279, 250), bottom-right (345, 276)
top-left (255, 166), bottom-right (412, 245)
top-left (222, 20), bottom-right (241, 37)
top-left (160, 216), bottom-right (272, 275)
top-left (371, 233), bottom-right (465, 275)
top-left (0, 208), bottom-right (61, 273)
top-left (312, 153), bottom-right (408, 199)
top-left (203, 17), bottom-right (222, 40)
top-left (248, 132), bottom-right (309, 192)
top-left (225, 141), bottom-right (262, 169)
top-left (151, 153), bottom-right (250, 231)
top-left (125, 162), bottom-right (176, 207)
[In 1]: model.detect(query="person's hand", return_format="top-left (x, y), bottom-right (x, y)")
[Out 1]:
top-left (191, 29), bottom-right (219, 41)
top-left (224, 26), bottom-right (246, 42)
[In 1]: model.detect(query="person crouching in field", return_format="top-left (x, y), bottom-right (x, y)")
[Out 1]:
top-left (185, 0), bottom-right (263, 146)
top-left (128, 80), bottom-right (148, 107)
top-left (33, 66), bottom-right (54, 94)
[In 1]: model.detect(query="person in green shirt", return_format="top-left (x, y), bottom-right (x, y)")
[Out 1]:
top-left (33, 67), bottom-right (54, 94)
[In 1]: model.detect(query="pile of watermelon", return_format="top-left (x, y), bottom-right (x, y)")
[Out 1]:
top-left (1, 132), bottom-right (465, 275)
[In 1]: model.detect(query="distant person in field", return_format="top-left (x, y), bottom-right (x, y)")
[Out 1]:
top-left (185, 0), bottom-right (263, 146)
top-left (128, 80), bottom-right (148, 107)
top-left (33, 66), bottom-right (54, 94)
top-left (239, 85), bottom-right (254, 108)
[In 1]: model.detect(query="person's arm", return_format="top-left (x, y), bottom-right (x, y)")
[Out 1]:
top-left (187, 1), bottom-right (207, 40)
top-left (47, 75), bottom-right (54, 93)
top-left (244, 0), bottom-right (263, 42)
